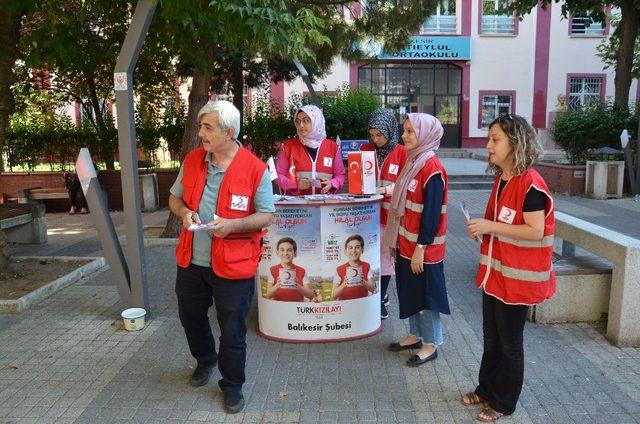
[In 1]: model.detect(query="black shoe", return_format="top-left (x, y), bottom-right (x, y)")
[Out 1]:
top-left (406, 349), bottom-right (438, 366)
top-left (189, 362), bottom-right (216, 387)
top-left (223, 391), bottom-right (245, 414)
top-left (383, 294), bottom-right (390, 306)
top-left (387, 340), bottom-right (422, 352)
top-left (381, 303), bottom-right (389, 320)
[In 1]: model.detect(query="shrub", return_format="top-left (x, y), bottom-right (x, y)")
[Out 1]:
top-left (314, 84), bottom-right (380, 140)
top-left (242, 85), bottom-right (380, 161)
top-left (551, 103), bottom-right (638, 164)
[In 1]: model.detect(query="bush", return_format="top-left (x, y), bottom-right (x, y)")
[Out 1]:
top-left (551, 103), bottom-right (638, 164)
top-left (242, 86), bottom-right (381, 161)
top-left (314, 84), bottom-right (380, 140)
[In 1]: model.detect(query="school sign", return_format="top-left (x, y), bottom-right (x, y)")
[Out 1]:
top-left (374, 36), bottom-right (471, 61)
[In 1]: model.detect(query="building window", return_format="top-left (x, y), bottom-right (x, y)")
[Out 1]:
top-left (479, 91), bottom-right (514, 128)
top-left (481, 0), bottom-right (516, 35)
top-left (568, 76), bottom-right (604, 109)
top-left (422, 0), bottom-right (457, 34)
top-left (570, 16), bottom-right (605, 36)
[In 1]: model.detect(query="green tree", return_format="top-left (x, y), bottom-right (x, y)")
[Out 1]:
top-left (0, 1), bottom-right (39, 274)
top-left (510, 0), bottom-right (638, 108)
top-left (19, 0), bottom-right (177, 169)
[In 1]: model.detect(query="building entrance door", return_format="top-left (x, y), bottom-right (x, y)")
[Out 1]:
top-left (358, 62), bottom-right (462, 147)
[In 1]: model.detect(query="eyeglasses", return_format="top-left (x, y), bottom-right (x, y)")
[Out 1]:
top-left (294, 117), bottom-right (311, 126)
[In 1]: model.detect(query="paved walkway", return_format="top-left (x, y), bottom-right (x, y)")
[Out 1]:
top-left (1, 189), bottom-right (640, 423)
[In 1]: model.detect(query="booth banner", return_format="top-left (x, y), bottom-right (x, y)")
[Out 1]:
top-left (258, 200), bottom-right (381, 341)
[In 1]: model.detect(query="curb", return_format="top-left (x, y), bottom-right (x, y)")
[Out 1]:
top-left (0, 256), bottom-right (106, 313)
top-left (118, 225), bottom-right (178, 247)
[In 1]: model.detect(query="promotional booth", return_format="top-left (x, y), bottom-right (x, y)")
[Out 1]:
top-left (257, 194), bottom-right (383, 342)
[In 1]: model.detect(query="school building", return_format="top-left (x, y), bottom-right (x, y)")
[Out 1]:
top-left (268, 1), bottom-right (636, 148)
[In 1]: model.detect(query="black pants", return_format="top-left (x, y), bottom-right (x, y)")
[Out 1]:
top-left (176, 264), bottom-right (255, 395)
top-left (475, 292), bottom-right (529, 415)
top-left (380, 275), bottom-right (391, 301)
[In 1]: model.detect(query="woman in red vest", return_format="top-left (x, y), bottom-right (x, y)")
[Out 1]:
top-left (462, 114), bottom-right (555, 422)
top-left (266, 237), bottom-right (314, 302)
top-left (275, 105), bottom-right (345, 195)
top-left (361, 108), bottom-right (407, 319)
top-left (382, 113), bottom-right (450, 367)
top-left (332, 235), bottom-right (376, 300)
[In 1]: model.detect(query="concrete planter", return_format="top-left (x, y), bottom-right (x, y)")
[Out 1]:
top-left (585, 160), bottom-right (625, 199)
top-left (533, 162), bottom-right (586, 195)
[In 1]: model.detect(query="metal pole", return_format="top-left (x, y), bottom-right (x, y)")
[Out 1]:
top-left (113, 0), bottom-right (158, 311)
top-left (293, 56), bottom-right (320, 104)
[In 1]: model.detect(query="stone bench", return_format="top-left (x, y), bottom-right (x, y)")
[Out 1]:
top-left (17, 187), bottom-right (68, 203)
top-left (529, 255), bottom-right (612, 324)
top-left (537, 212), bottom-right (640, 347)
top-left (0, 203), bottom-right (47, 244)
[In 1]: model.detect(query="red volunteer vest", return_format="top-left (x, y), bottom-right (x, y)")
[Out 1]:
top-left (283, 137), bottom-right (339, 195)
top-left (361, 144), bottom-right (407, 225)
top-left (475, 169), bottom-right (556, 305)
top-left (269, 264), bottom-right (306, 302)
top-left (335, 262), bottom-right (371, 300)
top-left (175, 146), bottom-right (267, 279)
top-left (397, 156), bottom-right (448, 264)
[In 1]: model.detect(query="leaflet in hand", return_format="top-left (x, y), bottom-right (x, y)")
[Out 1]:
top-left (459, 200), bottom-right (471, 221)
top-left (188, 223), bottom-right (217, 232)
top-left (460, 200), bottom-right (480, 243)
top-left (188, 214), bottom-right (219, 232)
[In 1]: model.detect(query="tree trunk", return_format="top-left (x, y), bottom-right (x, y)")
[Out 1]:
top-left (614, 0), bottom-right (639, 108)
top-left (0, 230), bottom-right (9, 275)
top-left (161, 45), bottom-right (215, 238)
top-left (0, 6), bottom-right (27, 271)
top-left (231, 54), bottom-right (244, 133)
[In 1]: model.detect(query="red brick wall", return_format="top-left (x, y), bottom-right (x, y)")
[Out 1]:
top-left (533, 162), bottom-right (586, 195)
top-left (1, 169), bottom-right (179, 211)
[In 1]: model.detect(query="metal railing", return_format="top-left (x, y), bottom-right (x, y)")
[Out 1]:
top-left (481, 14), bottom-right (515, 34)
top-left (571, 17), bottom-right (605, 35)
top-left (422, 15), bottom-right (457, 34)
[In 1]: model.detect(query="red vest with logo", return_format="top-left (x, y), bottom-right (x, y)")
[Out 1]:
top-left (269, 264), bottom-right (306, 302)
top-left (335, 261), bottom-right (371, 300)
top-left (175, 146), bottom-right (267, 279)
top-left (397, 157), bottom-right (448, 264)
top-left (475, 169), bottom-right (556, 305)
top-left (361, 144), bottom-right (408, 225)
top-left (283, 137), bottom-right (339, 195)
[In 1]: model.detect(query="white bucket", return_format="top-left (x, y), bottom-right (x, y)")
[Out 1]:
top-left (121, 308), bottom-right (147, 331)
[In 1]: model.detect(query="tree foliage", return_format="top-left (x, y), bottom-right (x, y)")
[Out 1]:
top-left (509, 0), bottom-right (638, 108)
top-left (551, 103), bottom-right (638, 164)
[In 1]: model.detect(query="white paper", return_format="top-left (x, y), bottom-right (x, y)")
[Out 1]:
top-left (459, 200), bottom-right (471, 221)
top-left (460, 200), bottom-right (480, 243)
top-left (188, 223), bottom-right (218, 232)
top-left (267, 157), bottom-right (278, 181)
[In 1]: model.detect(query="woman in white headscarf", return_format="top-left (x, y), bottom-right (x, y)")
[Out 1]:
top-left (276, 105), bottom-right (346, 195)
top-left (383, 113), bottom-right (451, 367)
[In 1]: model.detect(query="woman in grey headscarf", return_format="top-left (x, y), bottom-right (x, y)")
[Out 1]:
top-left (361, 108), bottom-right (407, 319)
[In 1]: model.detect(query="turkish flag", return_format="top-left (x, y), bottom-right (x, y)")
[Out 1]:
top-left (288, 155), bottom-right (297, 187)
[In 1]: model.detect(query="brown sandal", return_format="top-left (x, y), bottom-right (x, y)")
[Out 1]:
top-left (476, 406), bottom-right (504, 422)
top-left (461, 391), bottom-right (485, 406)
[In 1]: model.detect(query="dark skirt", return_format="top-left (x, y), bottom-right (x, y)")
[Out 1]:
top-left (395, 256), bottom-right (451, 319)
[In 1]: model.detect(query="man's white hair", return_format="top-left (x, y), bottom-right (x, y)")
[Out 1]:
top-left (197, 100), bottom-right (241, 140)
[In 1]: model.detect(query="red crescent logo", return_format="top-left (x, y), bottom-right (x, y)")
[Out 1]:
top-left (504, 209), bottom-right (512, 218)
top-left (349, 161), bottom-right (360, 172)
top-left (348, 268), bottom-right (359, 277)
top-left (283, 271), bottom-right (292, 280)
top-left (364, 161), bottom-right (374, 171)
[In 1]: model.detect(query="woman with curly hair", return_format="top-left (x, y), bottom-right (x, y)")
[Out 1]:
top-left (462, 114), bottom-right (556, 422)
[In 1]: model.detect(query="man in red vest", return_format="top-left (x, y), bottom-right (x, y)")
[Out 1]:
top-left (169, 100), bottom-right (275, 414)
